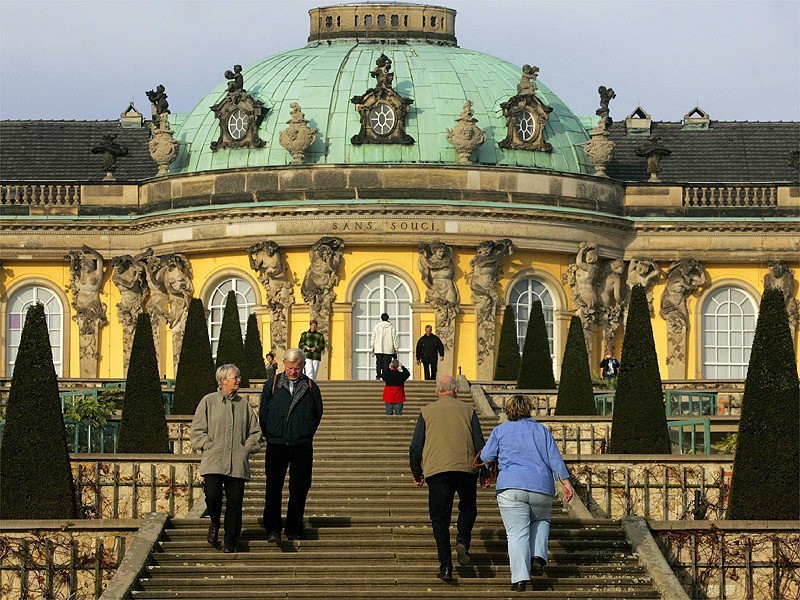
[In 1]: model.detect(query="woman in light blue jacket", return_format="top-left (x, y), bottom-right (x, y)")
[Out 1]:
top-left (479, 395), bottom-right (574, 592)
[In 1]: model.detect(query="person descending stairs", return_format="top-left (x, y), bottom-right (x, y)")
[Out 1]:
top-left (129, 380), bottom-right (663, 599)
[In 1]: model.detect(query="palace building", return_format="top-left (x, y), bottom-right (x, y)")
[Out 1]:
top-left (1, 3), bottom-right (798, 383)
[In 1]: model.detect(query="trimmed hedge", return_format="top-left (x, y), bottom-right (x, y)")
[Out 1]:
top-left (244, 313), bottom-right (268, 381)
top-left (215, 290), bottom-right (249, 388)
top-left (0, 303), bottom-right (78, 519)
top-left (556, 315), bottom-right (596, 415)
top-left (117, 313), bottom-right (170, 453)
top-left (609, 285), bottom-right (671, 453)
top-left (727, 288), bottom-right (799, 519)
top-left (517, 301), bottom-right (556, 389)
top-left (173, 298), bottom-right (217, 415)
top-left (494, 305), bottom-right (521, 380)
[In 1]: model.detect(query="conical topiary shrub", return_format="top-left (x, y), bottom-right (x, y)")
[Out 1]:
top-left (244, 313), bottom-right (267, 381)
top-left (0, 303), bottom-right (78, 519)
top-left (494, 305), bottom-right (521, 380)
top-left (609, 285), bottom-right (671, 453)
top-left (117, 313), bottom-right (170, 453)
top-left (727, 288), bottom-right (799, 520)
top-left (173, 298), bottom-right (217, 415)
top-left (215, 290), bottom-right (249, 388)
top-left (556, 315), bottom-right (597, 415)
top-left (517, 301), bottom-right (556, 389)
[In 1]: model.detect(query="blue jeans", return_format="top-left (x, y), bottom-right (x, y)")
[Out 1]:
top-left (497, 488), bottom-right (553, 584)
top-left (385, 402), bottom-right (404, 415)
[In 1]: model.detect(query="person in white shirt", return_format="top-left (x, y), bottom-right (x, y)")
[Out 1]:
top-left (371, 312), bottom-right (398, 379)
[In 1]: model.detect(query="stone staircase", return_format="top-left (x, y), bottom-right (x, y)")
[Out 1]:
top-left (130, 381), bottom-right (663, 599)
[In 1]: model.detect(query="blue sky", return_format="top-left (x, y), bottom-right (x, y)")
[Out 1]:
top-left (1, 0), bottom-right (798, 122)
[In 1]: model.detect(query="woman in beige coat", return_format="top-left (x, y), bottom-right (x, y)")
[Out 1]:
top-left (191, 364), bottom-right (262, 552)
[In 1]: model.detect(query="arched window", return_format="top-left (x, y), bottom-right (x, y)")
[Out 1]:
top-left (702, 287), bottom-right (757, 379)
top-left (6, 285), bottom-right (64, 376)
top-left (206, 276), bottom-right (256, 359)
top-left (352, 272), bottom-right (412, 380)
top-left (508, 278), bottom-right (556, 362)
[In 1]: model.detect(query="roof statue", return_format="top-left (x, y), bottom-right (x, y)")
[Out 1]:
top-left (636, 136), bottom-right (672, 182)
top-left (210, 64), bottom-right (267, 151)
top-left (90, 134), bottom-right (128, 180)
top-left (146, 84), bottom-right (170, 120)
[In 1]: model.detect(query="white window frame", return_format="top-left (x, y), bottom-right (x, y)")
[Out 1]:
top-left (6, 284), bottom-right (64, 377)
top-left (702, 286), bottom-right (757, 379)
top-left (206, 276), bottom-right (256, 359)
top-left (508, 278), bottom-right (557, 369)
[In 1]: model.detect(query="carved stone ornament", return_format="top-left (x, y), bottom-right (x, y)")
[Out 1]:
top-left (111, 251), bottom-right (150, 374)
top-left (91, 134), bottom-right (128, 180)
top-left (764, 259), bottom-right (799, 340)
top-left (499, 65), bottom-right (552, 152)
top-left (446, 101), bottom-right (486, 163)
top-left (350, 54), bottom-right (414, 146)
top-left (583, 86), bottom-right (616, 177)
top-left (418, 242), bottom-right (460, 374)
top-left (279, 102), bottom-right (318, 164)
top-left (210, 65), bottom-right (267, 151)
top-left (148, 113), bottom-right (180, 175)
top-left (626, 258), bottom-right (662, 317)
top-left (660, 258), bottom-right (707, 378)
top-left (248, 241), bottom-right (296, 357)
top-left (469, 240), bottom-right (515, 374)
top-left (65, 246), bottom-right (108, 378)
top-left (301, 237), bottom-right (345, 341)
top-left (597, 259), bottom-right (625, 351)
top-left (635, 135), bottom-right (672, 182)
top-left (562, 242), bottom-right (599, 361)
top-left (146, 84), bottom-right (170, 120)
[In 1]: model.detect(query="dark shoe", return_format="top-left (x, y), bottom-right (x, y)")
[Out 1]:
top-left (206, 526), bottom-right (218, 545)
top-left (531, 556), bottom-right (546, 577)
top-left (511, 581), bottom-right (527, 592)
top-left (286, 533), bottom-right (301, 541)
top-left (456, 541), bottom-right (471, 566)
top-left (436, 565), bottom-right (453, 582)
top-left (223, 546), bottom-right (236, 553)
top-left (266, 531), bottom-right (281, 543)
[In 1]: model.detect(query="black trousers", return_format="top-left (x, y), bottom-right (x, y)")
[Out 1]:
top-left (426, 471), bottom-right (478, 567)
top-left (262, 442), bottom-right (314, 536)
top-left (422, 360), bottom-right (438, 381)
top-left (375, 353), bottom-right (393, 379)
top-left (204, 474), bottom-right (246, 548)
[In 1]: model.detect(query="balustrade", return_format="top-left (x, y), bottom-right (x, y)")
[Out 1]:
top-left (683, 185), bottom-right (778, 208)
top-left (1, 182), bottom-right (81, 206)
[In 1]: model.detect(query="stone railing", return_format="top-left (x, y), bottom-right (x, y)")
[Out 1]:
top-left (0, 182), bottom-right (81, 207)
top-left (682, 185), bottom-right (778, 209)
top-left (71, 455), bottom-right (202, 519)
top-left (0, 520), bottom-right (138, 600)
top-left (566, 455), bottom-right (734, 521)
top-left (651, 522), bottom-right (800, 600)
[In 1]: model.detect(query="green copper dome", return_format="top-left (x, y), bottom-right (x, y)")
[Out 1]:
top-left (173, 25), bottom-right (591, 174)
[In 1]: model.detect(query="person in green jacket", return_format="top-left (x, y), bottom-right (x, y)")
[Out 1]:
top-left (298, 319), bottom-right (325, 380)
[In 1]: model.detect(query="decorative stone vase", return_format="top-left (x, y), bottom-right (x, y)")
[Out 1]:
top-left (148, 114), bottom-right (179, 175)
top-left (446, 101), bottom-right (486, 163)
top-left (279, 102), bottom-right (317, 164)
top-left (584, 120), bottom-right (615, 177)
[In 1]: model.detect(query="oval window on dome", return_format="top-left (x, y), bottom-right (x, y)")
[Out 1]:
top-left (514, 110), bottom-right (537, 142)
top-left (377, 14), bottom-right (386, 27)
top-left (391, 14), bottom-right (399, 27)
top-left (227, 109), bottom-right (249, 140)
top-left (364, 14), bottom-right (373, 28)
top-left (369, 104), bottom-right (396, 136)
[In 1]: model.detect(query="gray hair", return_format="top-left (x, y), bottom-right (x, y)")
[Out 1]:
top-left (283, 347), bottom-right (306, 364)
top-left (215, 364), bottom-right (240, 386)
top-left (436, 375), bottom-right (458, 394)
top-left (390, 359), bottom-right (400, 369)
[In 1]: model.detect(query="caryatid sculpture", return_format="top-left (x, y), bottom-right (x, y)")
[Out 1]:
top-left (143, 250), bottom-right (180, 372)
top-left (626, 258), bottom-right (663, 317)
top-left (469, 240), bottom-right (515, 374)
top-left (418, 242), bottom-right (460, 369)
top-left (597, 259), bottom-right (625, 351)
top-left (160, 254), bottom-right (194, 370)
top-left (111, 250), bottom-right (151, 373)
top-left (248, 241), bottom-right (296, 357)
top-left (764, 259), bottom-right (799, 340)
top-left (65, 246), bottom-right (108, 377)
top-left (301, 237), bottom-right (345, 340)
top-left (660, 258), bottom-right (707, 378)
top-left (563, 242), bottom-right (599, 359)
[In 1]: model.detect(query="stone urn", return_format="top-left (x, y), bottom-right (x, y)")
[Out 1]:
top-left (279, 102), bottom-right (317, 164)
top-left (446, 101), bottom-right (486, 163)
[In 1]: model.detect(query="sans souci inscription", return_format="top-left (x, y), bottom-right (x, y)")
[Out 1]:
top-left (331, 220), bottom-right (443, 232)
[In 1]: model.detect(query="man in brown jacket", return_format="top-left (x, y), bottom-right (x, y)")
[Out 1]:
top-left (409, 375), bottom-right (487, 582)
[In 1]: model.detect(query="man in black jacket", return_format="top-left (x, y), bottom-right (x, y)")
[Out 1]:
top-left (416, 325), bottom-right (445, 380)
top-left (259, 348), bottom-right (324, 542)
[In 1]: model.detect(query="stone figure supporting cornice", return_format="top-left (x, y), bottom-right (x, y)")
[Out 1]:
top-left (144, 250), bottom-right (170, 372)
top-left (469, 240), bottom-right (515, 378)
top-left (764, 259), bottom-right (799, 341)
top-left (160, 254), bottom-right (194, 371)
top-left (626, 258), bottom-right (662, 318)
top-left (111, 250), bottom-right (150, 374)
top-left (660, 258), bottom-right (707, 379)
top-left (248, 241), bottom-right (296, 359)
top-left (597, 259), bottom-right (625, 352)
top-left (301, 236), bottom-right (345, 344)
top-left (65, 246), bottom-right (108, 377)
top-left (418, 242), bottom-right (460, 375)
top-left (563, 242), bottom-right (598, 361)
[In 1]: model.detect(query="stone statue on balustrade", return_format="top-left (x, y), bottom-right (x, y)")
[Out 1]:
top-left (111, 250), bottom-right (151, 374)
top-left (65, 245), bottom-right (108, 378)
top-left (597, 259), bottom-right (625, 351)
top-left (418, 242), bottom-right (460, 358)
top-left (626, 258), bottom-right (663, 317)
top-left (562, 242), bottom-right (599, 358)
top-left (248, 241), bottom-right (296, 357)
top-left (660, 258), bottom-right (707, 378)
top-left (764, 259), bottom-right (799, 340)
top-left (301, 237), bottom-right (345, 339)
top-left (468, 239), bottom-right (515, 370)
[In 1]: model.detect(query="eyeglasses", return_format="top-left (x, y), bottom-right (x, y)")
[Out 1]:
top-left (224, 376), bottom-right (242, 381)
